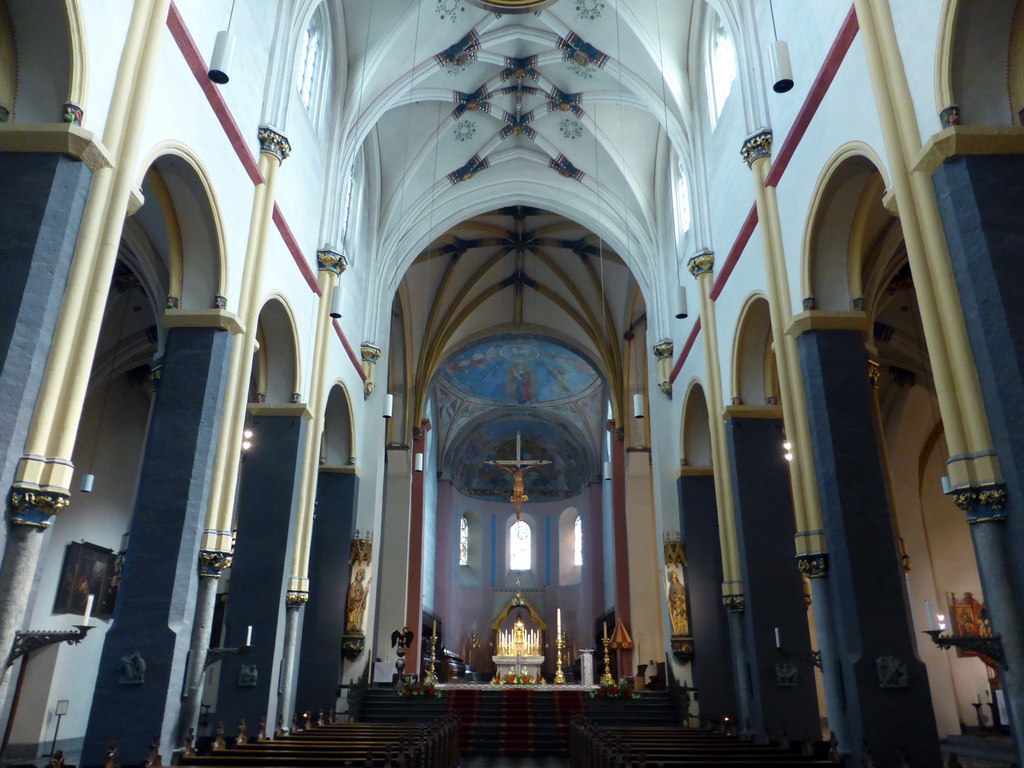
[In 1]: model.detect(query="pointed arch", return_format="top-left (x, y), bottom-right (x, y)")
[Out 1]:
top-left (253, 294), bottom-right (303, 403)
top-left (323, 380), bottom-right (356, 466)
top-left (730, 292), bottom-right (778, 405)
top-left (680, 377), bottom-right (712, 468)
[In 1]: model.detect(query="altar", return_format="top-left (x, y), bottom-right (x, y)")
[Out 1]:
top-left (491, 591), bottom-right (548, 683)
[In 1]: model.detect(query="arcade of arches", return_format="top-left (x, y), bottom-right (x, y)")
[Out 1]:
top-left (1, 0), bottom-right (1024, 766)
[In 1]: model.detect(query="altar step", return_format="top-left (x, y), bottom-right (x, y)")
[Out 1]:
top-left (357, 688), bottom-right (681, 756)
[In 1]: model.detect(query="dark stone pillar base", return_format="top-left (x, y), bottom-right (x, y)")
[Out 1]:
top-left (678, 473), bottom-right (737, 723)
top-left (82, 326), bottom-right (232, 766)
top-left (294, 471), bottom-right (357, 714)
top-left (728, 416), bottom-right (820, 742)
top-left (798, 329), bottom-right (939, 768)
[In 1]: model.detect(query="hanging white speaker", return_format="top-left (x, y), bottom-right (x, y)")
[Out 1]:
top-left (80, 473), bottom-right (95, 493)
top-left (675, 285), bottom-right (688, 319)
top-left (208, 30), bottom-right (236, 84)
top-left (940, 476), bottom-right (951, 494)
top-left (769, 40), bottom-right (794, 93)
top-left (414, 452), bottom-right (424, 472)
top-left (383, 393), bottom-right (394, 419)
top-left (603, 461), bottom-right (612, 481)
top-left (633, 393), bottom-right (644, 419)
top-left (329, 286), bottom-right (343, 319)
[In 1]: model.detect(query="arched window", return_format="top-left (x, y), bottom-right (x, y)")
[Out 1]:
top-left (296, 6), bottom-right (327, 113)
top-left (705, 13), bottom-right (736, 128)
top-left (674, 169), bottom-right (691, 237)
top-left (510, 520), bottom-right (531, 571)
top-left (573, 515), bottom-right (583, 567)
top-left (459, 515), bottom-right (469, 566)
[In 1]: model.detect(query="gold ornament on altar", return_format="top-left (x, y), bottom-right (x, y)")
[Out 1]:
top-left (496, 618), bottom-right (542, 656)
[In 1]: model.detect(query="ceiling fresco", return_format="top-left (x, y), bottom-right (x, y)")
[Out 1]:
top-left (439, 336), bottom-right (602, 406)
top-left (432, 334), bottom-right (607, 500)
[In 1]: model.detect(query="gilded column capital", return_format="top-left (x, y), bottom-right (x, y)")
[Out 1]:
top-left (257, 126), bottom-right (291, 162)
top-left (740, 129), bottom-right (773, 168)
top-left (796, 553), bottom-right (829, 579)
top-left (954, 483), bottom-right (1008, 524)
top-left (7, 488), bottom-right (70, 528)
top-left (198, 550), bottom-right (233, 577)
top-left (286, 590), bottom-right (309, 607)
top-left (867, 359), bottom-right (881, 388)
top-left (360, 343), bottom-right (382, 364)
top-left (687, 250), bottom-right (714, 278)
top-left (653, 339), bottom-right (674, 360)
top-left (721, 594), bottom-right (745, 612)
top-left (317, 249), bottom-right (349, 275)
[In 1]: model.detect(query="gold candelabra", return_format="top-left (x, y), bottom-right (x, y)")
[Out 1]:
top-left (600, 634), bottom-right (614, 687)
top-left (423, 632), bottom-right (439, 686)
top-left (554, 629), bottom-right (566, 684)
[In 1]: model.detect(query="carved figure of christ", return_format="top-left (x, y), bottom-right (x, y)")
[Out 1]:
top-left (486, 431), bottom-right (551, 520)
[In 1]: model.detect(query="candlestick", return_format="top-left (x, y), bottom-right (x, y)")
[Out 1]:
top-left (600, 633), bottom-right (614, 687)
top-left (246, 625), bottom-right (252, 646)
top-left (82, 594), bottom-right (94, 626)
top-left (554, 623), bottom-right (566, 685)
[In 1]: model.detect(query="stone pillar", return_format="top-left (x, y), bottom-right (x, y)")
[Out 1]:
top-left (405, 423), bottom-right (429, 675)
top-left (373, 448), bottom-right (412, 679)
top-left (932, 151), bottom-right (1024, 751)
top-left (609, 424), bottom-right (631, 629)
top-left (0, 151), bottom-right (94, 511)
top-left (624, 448), bottom-right (663, 672)
top-left (727, 413), bottom-right (820, 742)
top-left (215, 408), bottom-right (306, 728)
top-left (295, 470), bottom-right (357, 711)
top-left (81, 326), bottom-right (232, 764)
top-left (678, 471), bottom-right (737, 723)
top-left (798, 328), bottom-right (940, 767)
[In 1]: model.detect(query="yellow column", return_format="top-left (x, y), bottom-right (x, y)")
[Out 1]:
top-left (287, 250), bottom-right (347, 599)
top-left (688, 251), bottom-right (743, 607)
top-left (853, 0), bottom-right (999, 498)
top-left (10, 0), bottom-right (171, 508)
top-left (740, 132), bottom-right (827, 566)
top-left (200, 128), bottom-right (291, 558)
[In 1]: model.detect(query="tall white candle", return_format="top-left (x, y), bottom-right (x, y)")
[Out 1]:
top-left (925, 600), bottom-right (935, 630)
top-left (557, 608), bottom-right (562, 638)
top-left (246, 625), bottom-right (253, 646)
top-left (603, 621), bottom-right (607, 640)
top-left (83, 594), bottom-right (94, 626)
top-left (774, 627), bottom-right (781, 648)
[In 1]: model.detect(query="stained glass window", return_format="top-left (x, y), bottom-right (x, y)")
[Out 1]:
top-left (573, 515), bottom-right (583, 567)
top-left (510, 520), bottom-right (531, 571)
top-left (459, 516), bottom-right (469, 566)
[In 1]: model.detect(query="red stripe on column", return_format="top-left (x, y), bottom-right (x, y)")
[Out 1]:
top-left (166, 3), bottom-right (263, 186)
top-left (765, 5), bottom-right (860, 188)
top-left (710, 205), bottom-right (758, 301)
top-left (668, 318), bottom-right (702, 385)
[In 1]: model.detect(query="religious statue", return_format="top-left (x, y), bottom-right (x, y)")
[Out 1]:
top-left (118, 651), bottom-right (146, 684)
top-left (346, 568), bottom-right (368, 634)
top-left (486, 431), bottom-right (551, 520)
top-left (668, 571), bottom-right (689, 636)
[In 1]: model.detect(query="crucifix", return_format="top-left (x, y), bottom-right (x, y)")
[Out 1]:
top-left (486, 431), bottom-right (551, 520)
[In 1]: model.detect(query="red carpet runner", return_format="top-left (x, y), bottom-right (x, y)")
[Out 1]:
top-left (500, 688), bottom-right (534, 755)
top-left (448, 689), bottom-right (481, 752)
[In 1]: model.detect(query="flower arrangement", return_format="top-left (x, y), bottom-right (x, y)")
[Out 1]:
top-left (491, 670), bottom-right (544, 685)
top-left (397, 675), bottom-right (442, 698)
top-left (589, 677), bottom-right (636, 699)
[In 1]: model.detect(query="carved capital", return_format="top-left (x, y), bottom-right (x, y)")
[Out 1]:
top-left (360, 343), bottom-right (382, 364)
top-left (658, 381), bottom-right (673, 398)
top-left (257, 127), bottom-right (291, 161)
top-left (8, 489), bottom-right (70, 528)
top-left (796, 553), bottom-right (829, 579)
top-left (687, 250), bottom-right (714, 278)
top-left (740, 129), bottom-right (773, 167)
top-left (363, 380), bottom-right (375, 399)
top-left (286, 591), bottom-right (309, 607)
top-left (956, 483), bottom-right (1009, 524)
top-left (198, 550), bottom-right (233, 577)
top-left (722, 594), bottom-right (745, 613)
top-left (653, 339), bottom-right (674, 360)
top-left (63, 102), bottom-right (84, 127)
top-left (867, 359), bottom-right (881, 388)
top-left (317, 249), bottom-right (349, 275)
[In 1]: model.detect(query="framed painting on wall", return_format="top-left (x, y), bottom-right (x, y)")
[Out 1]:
top-left (53, 541), bottom-right (119, 620)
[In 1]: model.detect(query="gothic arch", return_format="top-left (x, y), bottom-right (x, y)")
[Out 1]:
top-left (252, 294), bottom-right (303, 404)
top-left (680, 377), bottom-right (712, 467)
top-left (935, 0), bottom-right (1024, 125)
top-left (801, 143), bottom-right (891, 311)
top-left (322, 380), bottom-right (356, 466)
top-left (137, 143), bottom-right (228, 309)
top-left (729, 292), bottom-right (778, 406)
